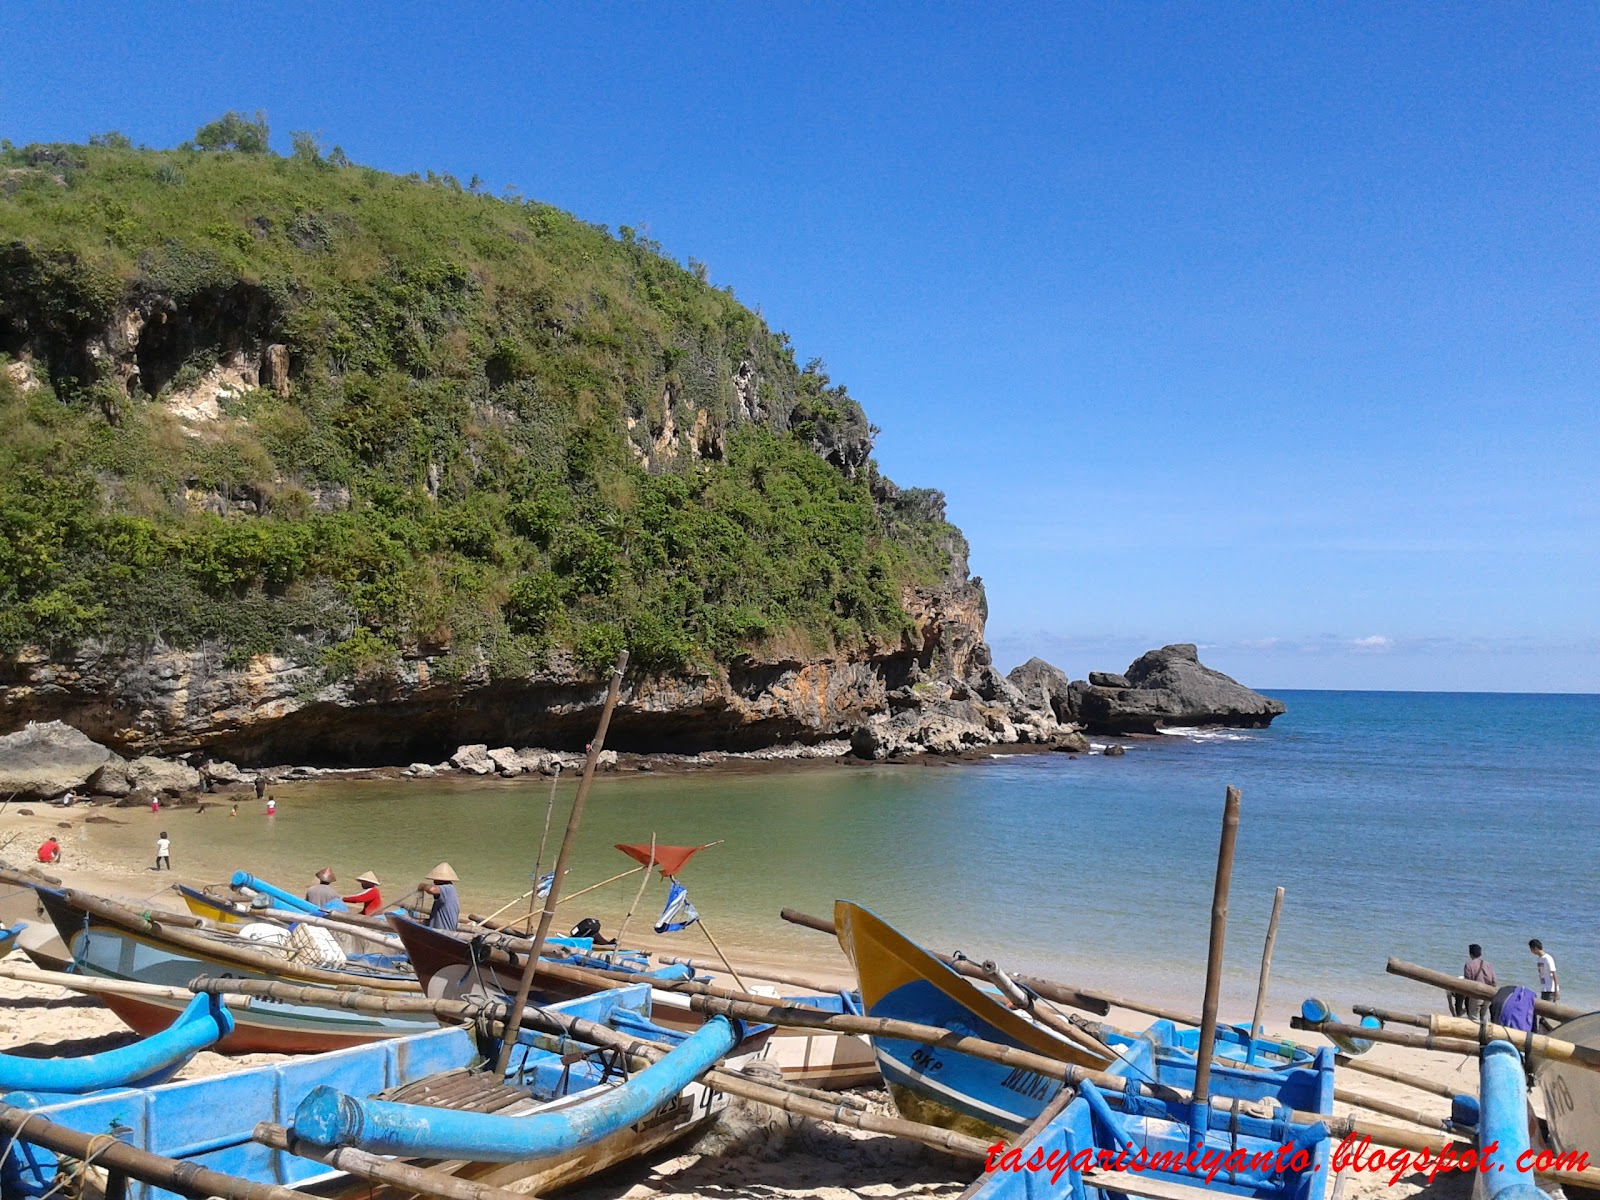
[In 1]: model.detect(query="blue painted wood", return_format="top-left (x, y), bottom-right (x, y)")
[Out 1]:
top-left (968, 1021), bottom-right (1336, 1200)
top-left (228, 871), bottom-right (326, 914)
top-left (1299, 999), bottom-right (1381, 1055)
top-left (0, 993), bottom-right (231, 1096)
top-left (1476, 1040), bottom-right (1551, 1200)
top-left (294, 1015), bottom-right (739, 1161)
top-left (0, 922), bottom-right (22, 957)
top-left (2, 986), bottom-right (672, 1200)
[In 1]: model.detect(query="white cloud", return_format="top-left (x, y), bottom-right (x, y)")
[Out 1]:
top-left (1351, 635), bottom-right (1393, 653)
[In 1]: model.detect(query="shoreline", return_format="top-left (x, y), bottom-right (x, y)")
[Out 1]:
top-left (0, 833), bottom-right (1507, 1200)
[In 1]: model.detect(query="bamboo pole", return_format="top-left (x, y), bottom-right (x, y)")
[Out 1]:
top-left (1291, 1015), bottom-right (1479, 1056)
top-left (0, 962), bottom-right (257, 1007)
top-left (1353, 1003), bottom-right (1432, 1029)
top-left (1386, 957), bottom-right (1581, 1023)
top-left (1330, 1085), bottom-right (1448, 1130)
top-left (705, 1066), bottom-right (988, 1158)
top-left (694, 909), bottom-right (751, 992)
top-left (56, 889), bottom-right (417, 990)
top-left (1336, 1053), bottom-right (1465, 1101)
top-left (1247, 886), bottom-right (1285, 1059)
top-left (498, 865), bottom-right (646, 930)
top-left (1429, 1013), bottom-right (1600, 1070)
top-left (256, 906), bottom-right (401, 950)
top-left (614, 834), bottom-right (656, 947)
top-left (0, 1101), bottom-right (305, 1200)
top-left (970, 958), bottom-right (1113, 1059)
top-left (688, 994), bottom-right (1156, 1089)
top-left (253, 1123), bottom-right (534, 1200)
top-left (779, 908), bottom-right (1134, 1019)
top-left (495, 650), bottom-right (628, 1075)
top-left (1192, 786), bottom-right (1242, 1116)
top-left (656, 957), bottom-right (844, 995)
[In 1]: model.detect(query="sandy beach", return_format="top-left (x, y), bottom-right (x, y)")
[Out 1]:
top-left (0, 798), bottom-right (1518, 1200)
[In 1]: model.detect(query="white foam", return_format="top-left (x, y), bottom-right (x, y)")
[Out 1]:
top-left (1157, 727), bottom-right (1253, 743)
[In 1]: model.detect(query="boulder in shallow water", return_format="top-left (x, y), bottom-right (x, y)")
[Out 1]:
top-left (1075, 644), bottom-right (1286, 734)
top-left (0, 721), bottom-right (113, 798)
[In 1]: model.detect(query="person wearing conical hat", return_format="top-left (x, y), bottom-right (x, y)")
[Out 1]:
top-left (418, 862), bottom-right (460, 931)
top-left (342, 869), bottom-right (384, 916)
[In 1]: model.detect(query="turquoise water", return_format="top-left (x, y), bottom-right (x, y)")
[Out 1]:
top-left (92, 690), bottom-right (1600, 1021)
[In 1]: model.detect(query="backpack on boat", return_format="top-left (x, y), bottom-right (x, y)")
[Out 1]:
top-left (1491, 985), bottom-right (1537, 1032)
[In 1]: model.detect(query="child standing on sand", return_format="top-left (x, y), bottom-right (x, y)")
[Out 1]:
top-left (155, 831), bottom-right (171, 871)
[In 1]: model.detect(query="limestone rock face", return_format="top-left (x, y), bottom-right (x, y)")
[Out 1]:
top-left (0, 721), bottom-right (112, 798)
top-left (1074, 644), bottom-right (1286, 734)
top-left (1007, 658), bottom-right (1077, 724)
top-left (0, 579), bottom-right (1074, 765)
top-left (128, 755), bottom-right (201, 795)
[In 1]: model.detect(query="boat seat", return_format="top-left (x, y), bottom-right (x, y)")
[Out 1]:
top-left (374, 1068), bottom-right (536, 1115)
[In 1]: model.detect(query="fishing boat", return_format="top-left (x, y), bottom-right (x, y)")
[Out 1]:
top-left (835, 899), bottom-right (1118, 1138)
top-left (834, 900), bottom-right (1313, 1139)
top-left (0, 993), bottom-right (232, 1106)
top-left (0, 922), bottom-right (21, 957)
top-left (393, 912), bottom-right (879, 1089)
top-left (967, 1015), bottom-right (1336, 1200)
top-left (3, 984), bottom-right (754, 1200)
top-left (0, 867), bottom-right (71, 970)
top-left (1533, 1009), bottom-right (1600, 1165)
top-left (32, 886), bottom-right (436, 1054)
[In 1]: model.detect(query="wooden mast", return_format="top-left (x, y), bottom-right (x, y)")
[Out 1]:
top-left (493, 650), bottom-right (628, 1075)
top-left (1190, 785), bottom-right (1241, 1124)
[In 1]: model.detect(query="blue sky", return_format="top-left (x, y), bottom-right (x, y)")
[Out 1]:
top-left (3, 4), bottom-right (1596, 691)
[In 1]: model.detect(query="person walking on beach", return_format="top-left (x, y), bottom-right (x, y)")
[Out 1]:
top-left (254, 776), bottom-right (267, 801)
top-left (155, 831), bottom-right (171, 871)
top-left (1530, 939), bottom-right (1559, 1027)
top-left (1459, 944), bottom-right (1496, 1020)
top-left (150, 795), bottom-right (160, 814)
top-left (417, 862), bottom-right (460, 931)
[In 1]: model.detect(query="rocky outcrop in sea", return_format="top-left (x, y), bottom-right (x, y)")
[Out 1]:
top-left (1005, 644), bottom-right (1285, 736)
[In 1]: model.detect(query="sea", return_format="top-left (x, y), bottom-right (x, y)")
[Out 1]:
top-left (80, 690), bottom-right (1600, 1022)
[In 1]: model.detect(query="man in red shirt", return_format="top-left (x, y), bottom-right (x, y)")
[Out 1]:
top-left (342, 870), bottom-right (383, 916)
top-left (37, 838), bottom-right (61, 864)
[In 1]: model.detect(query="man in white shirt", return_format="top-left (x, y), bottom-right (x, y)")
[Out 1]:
top-left (1530, 938), bottom-right (1559, 1029)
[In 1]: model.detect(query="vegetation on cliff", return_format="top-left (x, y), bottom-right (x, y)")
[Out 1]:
top-left (0, 117), bottom-right (966, 681)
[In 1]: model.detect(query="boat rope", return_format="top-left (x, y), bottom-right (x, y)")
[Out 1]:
top-left (38, 1132), bottom-right (121, 1200)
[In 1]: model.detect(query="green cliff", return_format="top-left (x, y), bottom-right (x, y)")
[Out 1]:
top-left (0, 119), bottom-right (966, 687)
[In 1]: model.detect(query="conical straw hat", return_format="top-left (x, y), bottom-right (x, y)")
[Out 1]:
top-left (357, 870), bottom-right (380, 886)
top-left (429, 862), bottom-right (459, 882)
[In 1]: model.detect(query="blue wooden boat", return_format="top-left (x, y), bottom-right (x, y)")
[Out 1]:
top-left (0, 993), bottom-right (232, 1105)
top-left (968, 1017), bottom-right (1335, 1200)
top-left (3, 984), bottom-right (756, 1200)
top-left (395, 912), bottom-right (881, 1089)
top-left (0, 921), bottom-right (22, 957)
top-left (835, 901), bottom-right (1311, 1139)
top-left (34, 886), bottom-right (435, 1054)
